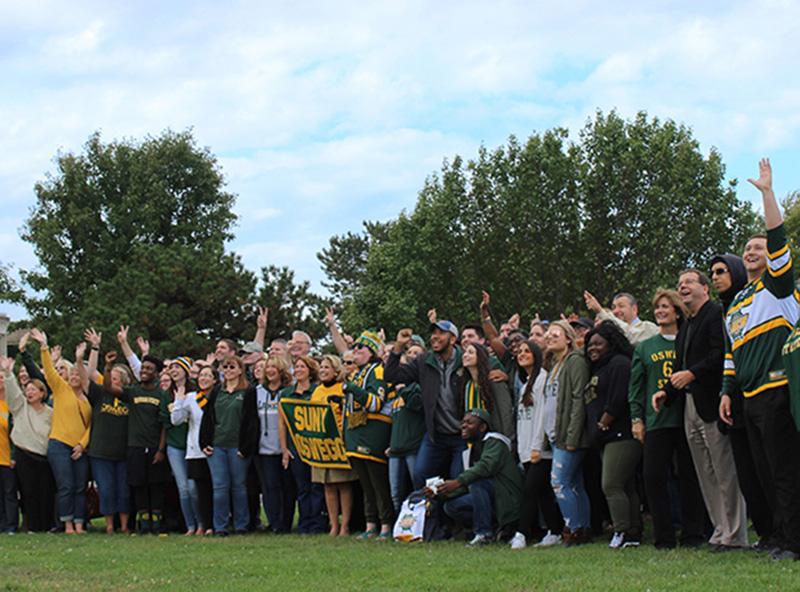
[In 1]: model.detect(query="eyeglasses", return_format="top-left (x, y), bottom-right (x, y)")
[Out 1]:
top-left (343, 360), bottom-right (356, 365)
top-left (710, 268), bottom-right (729, 277)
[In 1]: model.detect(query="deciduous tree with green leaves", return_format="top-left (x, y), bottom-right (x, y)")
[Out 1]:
top-left (21, 130), bottom-right (257, 356)
top-left (320, 111), bottom-right (760, 335)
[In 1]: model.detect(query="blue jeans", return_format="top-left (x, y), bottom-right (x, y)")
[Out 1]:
top-left (254, 454), bottom-right (296, 533)
top-left (47, 439), bottom-right (89, 524)
top-left (167, 446), bottom-right (200, 531)
top-left (551, 446), bottom-right (590, 531)
top-left (443, 478), bottom-right (495, 536)
top-left (389, 454), bottom-right (417, 513)
top-left (206, 447), bottom-right (251, 533)
top-left (288, 456), bottom-right (325, 533)
top-left (413, 432), bottom-right (466, 489)
top-left (90, 457), bottom-right (129, 516)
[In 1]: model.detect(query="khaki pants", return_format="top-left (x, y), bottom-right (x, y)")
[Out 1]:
top-left (684, 395), bottom-right (748, 547)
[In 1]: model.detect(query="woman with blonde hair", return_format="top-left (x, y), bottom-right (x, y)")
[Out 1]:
top-left (311, 354), bottom-right (357, 536)
top-left (543, 320), bottom-right (592, 546)
top-left (239, 354), bottom-right (296, 533)
top-left (29, 329), bottom-right (91, 534)
top-left (199, 355), bottom-right (251, 535)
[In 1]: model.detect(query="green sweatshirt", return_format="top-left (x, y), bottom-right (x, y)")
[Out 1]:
top-left (213, 388), bottom-right (246, 449)
top-left (629, 334), bottom-right (684, 431)
top-left (86, 381), bottom-right (129, 461)
top-left (389, 384), bottom-right (425, 457)
top-left (449, 432), bottom-right (523, 529)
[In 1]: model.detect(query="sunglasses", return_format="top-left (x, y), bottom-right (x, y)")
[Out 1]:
top-left (353, 344), bottom-right (370, 351)
top-left (344, 360), bottom-right (356, 365)
top-left (221, 364), bottom-right (239, 370)
top-left (710, 268), bottom-right (729, 277)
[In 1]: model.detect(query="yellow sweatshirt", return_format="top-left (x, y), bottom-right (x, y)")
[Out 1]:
top-left (42, 348), bottom-right (92, 449)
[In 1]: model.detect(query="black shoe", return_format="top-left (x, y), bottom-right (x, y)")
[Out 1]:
top-left (136, 513), bottom-right (151, 535)
top-left (710, 544), bottom-right (740, 553)
top-left (770, 548), bottom-right (799, 561)
top-left (751, 539), bottom-right (778, 553)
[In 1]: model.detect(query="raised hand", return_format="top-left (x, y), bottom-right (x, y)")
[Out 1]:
top-left (480, 291), bottom-right (491, 315)
top-left (257, 306), bottom-right (269, 329)
top-left (30, 328), bottom-right (48, 346)
top-left (136, 336), bottom-right (150, 357)
top-left (18, 332), bottom-right (30, 352)
top-left (747, 158), bottom-right (772, 193)
top-left (427, 308), bottom-right (437, 324)
top-left (117, 325), bottom-right (129, 344)
top-left (395, 328), bottom-right (413, 351)
top-left (583, 291), bottom-right (602, 314)
top-left (50, 344), bottom-right (62, 362)
top-left (105, 351), bottom-right (118, 366)
top-left (75, 342), bottom-right (87, 361)
top-left (84, 327), bottom-right (102, 348)
top-left (0, 356), bottom-right (13, 375)
top-left (325, 307), bottom-right (335, 326)
top-left (508, 313), bottom-right (521, 330)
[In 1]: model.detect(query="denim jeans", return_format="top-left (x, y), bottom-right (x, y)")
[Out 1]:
top-left (254, 454), bottom-right (296, 533)
top-left (206, 447), bottom-right (251, 533)
top-left (90, 457), bottom-right (130, 516)
top-left (167, 446), bottom-right (200, 531)
top-left (288, 456), bottom-right (325, 533)
top-left (47, 439), bottom-right (89, 524)
top-left (443, 478), bottom-right (495, 536)
top-left (389, 454), bottom-right (417, 513)
top-left (413, 433), bottom-right (466, 489)
top-left (551, 446), bottom-right (590, 531)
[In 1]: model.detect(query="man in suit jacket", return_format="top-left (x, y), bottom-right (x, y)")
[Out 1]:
top-left (653, 268), bottom-right (747, 549)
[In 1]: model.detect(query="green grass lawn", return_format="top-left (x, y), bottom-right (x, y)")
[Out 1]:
top-left (1, 528), bottom-right (797, 592)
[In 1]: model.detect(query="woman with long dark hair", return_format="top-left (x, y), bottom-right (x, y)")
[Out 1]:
top-left (510, 340), bottom-right (563, 549)
top-left (171, 363), bottom-right (216, 535)
top-left (459, 342), bottom-right (513, 439)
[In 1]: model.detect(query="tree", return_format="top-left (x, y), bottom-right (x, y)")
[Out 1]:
top-left (21, 130), bottom-right (257, 356)
top-left (324, 111), bottom-right (760, 334)
top-left (255, 265), bottom-right (330, 344)
top-left (0, 262), bottom-right (24, 304)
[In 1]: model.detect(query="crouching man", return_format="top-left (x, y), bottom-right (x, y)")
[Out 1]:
top-left (425, 408), bottom-right (522, 546)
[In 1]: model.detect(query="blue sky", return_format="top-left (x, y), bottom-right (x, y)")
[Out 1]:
top-left (2, 1), bottom-right (799, 322)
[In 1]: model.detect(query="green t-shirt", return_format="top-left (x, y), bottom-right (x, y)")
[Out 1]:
top-left (86, 381), bottom-right (129, 461)
top-left (119, 384), bottom-right (170, 449)
top-left (213, 388), bottom-right (247, 449)
top-left (629, 333), bottom-right (683, 431)
top-left (159, 395), bottom-right (188, 450)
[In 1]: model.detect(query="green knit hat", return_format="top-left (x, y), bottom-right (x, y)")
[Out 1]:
top-left (467, 408), bottom-right (490, 425)
top-left (354, 330), bottom-right (384, 355)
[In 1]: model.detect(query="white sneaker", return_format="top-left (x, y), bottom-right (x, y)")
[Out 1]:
top-left (467, 533), bottom-right (491, 547)
top-left (535, 531), bottom-right (562, 547)
top-left (509, 532), bottom-right (527, 550)
top-left (609, 531), bottom-right (625, 549)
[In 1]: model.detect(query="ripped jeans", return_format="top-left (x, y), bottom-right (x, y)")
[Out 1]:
top-left (550, 446), bottom-right (590, 532)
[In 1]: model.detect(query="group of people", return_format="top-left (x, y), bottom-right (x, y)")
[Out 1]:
top-left (1, 159), bottom-right (799, 561)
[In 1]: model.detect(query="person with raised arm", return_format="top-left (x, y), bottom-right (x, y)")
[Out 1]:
top-left (719, 158), bottom-right (800, 560)
top-left (80, 329), bottom-right (133, 534)
top-left (171, 365), bottom-right (219, 535)
top-left (0, 355), bottom-right (54, 531)
top-left (103, 348), bottom-right (169, 534)
top-left (162, 356), bottom-right (201, 535)
top-left (29, 329), bottom-right (91, 534)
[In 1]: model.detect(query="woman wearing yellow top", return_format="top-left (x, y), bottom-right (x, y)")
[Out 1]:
top-left (310, 355), bottom-right (357, 536)
top-left (30, 329), bottom-right (92, 534)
